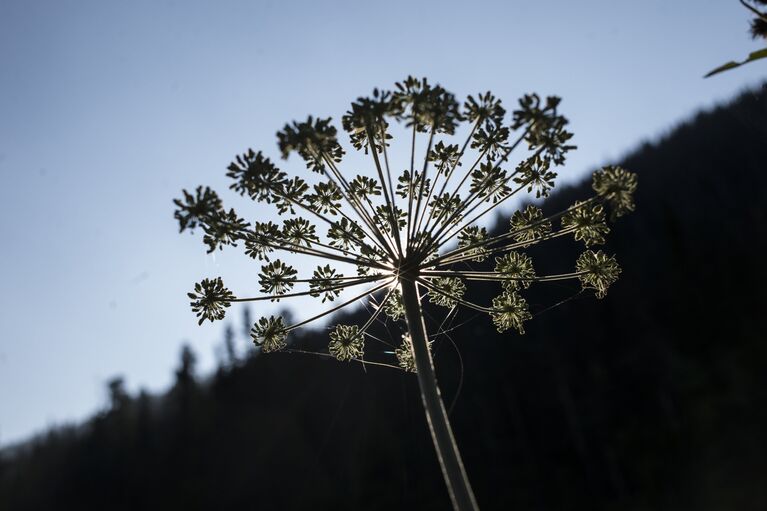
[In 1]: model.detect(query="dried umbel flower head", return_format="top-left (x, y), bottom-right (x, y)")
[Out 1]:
top-left (395, 333), bottom-right (433, 373)
top-left (187, 277), bottom-right (234, 325)
top-left (174, 76), bottom-right (636, 363)
top-left (328, 324), bottom-right (364, 361)
top-left (250, 316), bottom-right (287, 353)
top-left (174, 76), bottom-right (637, 511)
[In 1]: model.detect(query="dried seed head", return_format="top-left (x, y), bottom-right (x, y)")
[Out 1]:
top-left (561, 201), bottom-right (610, 247)
top-left (490, 291), bottom-right (532, 334)
top-left (592, 166), bottom-right (638, 219)
top-left (395, 333), bottom-right (433, 373)
top-left (251, 316), bottom-right (288, 353)
top-left (188, 277), bottom-right (234, 325)
top-left (576, 250), bottom-right (621, 299)
top-left (328, 324), bottom-right (364, 361)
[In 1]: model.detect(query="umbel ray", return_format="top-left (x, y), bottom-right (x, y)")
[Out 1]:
top-left (174, 76), bottom-right (637, 511)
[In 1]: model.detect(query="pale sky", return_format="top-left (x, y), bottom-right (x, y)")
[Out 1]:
top-left (0, 0), bottom-right (764, 446)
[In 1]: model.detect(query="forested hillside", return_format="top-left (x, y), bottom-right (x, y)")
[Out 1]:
top-left (1, 85), bottom-right (765, 511)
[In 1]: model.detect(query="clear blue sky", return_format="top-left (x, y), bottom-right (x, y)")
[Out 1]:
top-left (0, 0), bottom-right (764, 447)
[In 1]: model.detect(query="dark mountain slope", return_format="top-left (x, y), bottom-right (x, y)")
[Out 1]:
top-left (1, 85), bottom-right (765, 511)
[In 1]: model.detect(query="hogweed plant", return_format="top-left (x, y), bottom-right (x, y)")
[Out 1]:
top-left (174, 77), bottom-right (637, 511)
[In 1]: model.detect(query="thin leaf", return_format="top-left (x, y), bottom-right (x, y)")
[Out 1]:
top-left (705, 47), bottom-right (767, 78)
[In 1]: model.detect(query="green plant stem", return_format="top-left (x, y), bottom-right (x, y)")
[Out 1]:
top-left (400, 277), bottom-right (479, 511)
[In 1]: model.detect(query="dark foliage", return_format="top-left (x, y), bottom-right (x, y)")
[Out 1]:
top-left (1, 86), bottom-right (766, 510)
top-left (747, 0), bottom-right (767, 39)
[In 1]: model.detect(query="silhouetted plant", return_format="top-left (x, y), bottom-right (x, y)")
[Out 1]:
top-left (706, 0), bottom-right (767, 77)
top-left (174, 76), bottom-right (636, 510)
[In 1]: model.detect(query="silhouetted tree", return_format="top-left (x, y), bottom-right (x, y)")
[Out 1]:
top-left (106, 376), bottom-right (129, 412)
top-left (223, 324), bottom-right (237, 367)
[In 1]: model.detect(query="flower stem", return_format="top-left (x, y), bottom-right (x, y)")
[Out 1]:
top-left (399, 277), bottom-right (479, 511)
